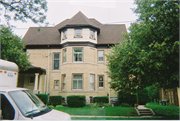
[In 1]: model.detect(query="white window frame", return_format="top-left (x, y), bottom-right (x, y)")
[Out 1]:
top-left (90, 30), bottom-right (95, 39)
top-left (73, 48), bottom-right (83, 62)
top-left (62, 30), bottom-right (67, 40)
top-left (98, 50), bottom-right (104, 62)
top-left (62, 74), bottom-right (66, 91)
top-left (53, 53), bottom-right (60, 70)
top-left (63, 49), bottom-right (66, 63)
top-left (75, 29), bottom-right (82, 38)
top-left (98, 75), bottom-right (104, 89)
top-left (72, 74), bottom-right (83, 90)
top-left (90, 74), bottom-right (95, 91)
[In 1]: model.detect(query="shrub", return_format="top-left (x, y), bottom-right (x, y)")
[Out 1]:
top-left (36, 94), bottom-right (49, 105)
top-left (120, 103), bottom-right (130, 107)
top-left (137, 89), bottom-right (149, 105)
top-left (93, 96), bottom-right (109, 103)
top-left (49, 95), bottom-right (62, 107)
top-left (67, 95), bottom-right (86, 107)
top-left (118, 92), bottom-right (137, 106)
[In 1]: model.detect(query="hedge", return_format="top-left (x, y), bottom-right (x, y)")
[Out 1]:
top-left (118, 92), bottom-right (137, 106)
top-left (137, 89), bottom-right (149, 105)
top-left (49, 95), bottom-right (62, 107)
top-left (36, 94), bottom-right (49, 105)
top-left (67, 95), bottom-right (86, 107)
top-left (93, 96), bottom-right (109, 103)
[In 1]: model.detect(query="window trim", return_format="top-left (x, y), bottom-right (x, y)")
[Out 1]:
top-left (53, 53), bottom-right (60, 70)
top-left (63, 48), bottom-right (67, 63)
top-left (73, 47), bottom-right (83, 62)
top-left (98, 75), bottom-right (104, 89)
top-left (72, 73), bottom-right (83, 91)
top-left (54, 80), bottom-right (59, 90)
top-left (98, 50), bottom-right (104, 62)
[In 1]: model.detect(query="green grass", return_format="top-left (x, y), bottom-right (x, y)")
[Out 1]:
top-left (145, 103), bottom-right (180, 116)
top-left (48, 105), bottom-right (138, 116)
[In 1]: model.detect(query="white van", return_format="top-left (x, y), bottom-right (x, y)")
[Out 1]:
top-left (0, 59), bottom-right (71, 120)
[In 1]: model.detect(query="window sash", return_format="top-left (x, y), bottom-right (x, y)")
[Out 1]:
top-left (98, 51), bottom-right (104, 62)
top-left (75, 29), bottom-right (82, 37)
top-left (90, 30), bottom-right (95, 39)
top-left (73, 75), bottom-right (82, 89)
top-left (98, 76), bottom-right (104, 88)
top-left (54, 80), bottom-right (59, 89)
top-left (63, 49), bottom-right (66, 63)
top-left (73, 48), bottom-right (83, 62)
top-left (53, 53), bottom-right (60, 70)
top-left (90, 75), bottom-right (95, 90)
top-left (62, 75), bottom-right (66, 90)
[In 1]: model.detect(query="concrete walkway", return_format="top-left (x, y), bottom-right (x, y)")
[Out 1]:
top-left (137, 105), bottom-right (148, 109)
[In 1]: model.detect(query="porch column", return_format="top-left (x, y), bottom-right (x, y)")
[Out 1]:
top-left (33, 73), bottom-right (39, 93)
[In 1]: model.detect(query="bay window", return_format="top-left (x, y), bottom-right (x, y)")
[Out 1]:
top-left (73, 74), bottom-right (82, 90)
top-left (73, 48), bottom-right (83, 62)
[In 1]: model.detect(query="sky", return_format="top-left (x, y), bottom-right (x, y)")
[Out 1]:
top-left (6, 0), bottom-right (139, 38)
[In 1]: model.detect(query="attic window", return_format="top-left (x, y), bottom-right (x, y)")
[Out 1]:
top-left (90, 30), bottom-right (95, 40)
top-left (62, 30), bottom-right (67, 40)
top-left (75, 29), bottom-right (82, 38)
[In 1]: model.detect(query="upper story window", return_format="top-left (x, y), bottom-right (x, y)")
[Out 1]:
top-left (98, 75), bottom-right (104, 89)
top-left (73, 48), bottom-right (83, 62)
top-left (98, 50), bottom-right (104, 62)
top-left (90, 30), bottom-right (95, 39)
top-left (62, 30), bottom-right (67, 40)
top-left (75, 29), bottom-right (82, 38)
top-left (53, 53), bottom-right (60, 70)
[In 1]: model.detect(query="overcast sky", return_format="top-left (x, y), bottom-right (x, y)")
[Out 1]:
top-left (8, 0), bottom-right (138, 38)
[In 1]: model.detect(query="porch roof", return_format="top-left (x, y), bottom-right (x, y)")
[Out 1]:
top-left (20, 66), bottom-right (46, 75)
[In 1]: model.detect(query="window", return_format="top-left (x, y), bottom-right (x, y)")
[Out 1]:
top-left (0, 94), bottom-right (15, 120)
top-left (29, 76), bottom-right (34, 84)
top-left (90, 74), bottom-right (95, 90)
top-left (90, 30), bottom-right (95, 39)
top-left (53, 53), bottom-right (60, 70)
top-left (62, 30), bottom-right (67, 40)
top-left (98, 50), bottom-right (104, 62)
top-left (62, 74), bottom-right (66, 90)
top-left (73, 48), bottom-right (83, 62)
top-left (98, 75), bottom-right (104, 88)
top-left (73, 74), bottom-right (82, 90)
top-left (75, 29), bottom-right (82, 38)
top-left (54, 80), bottom-right (59, 89)
top-left (63, 49), bottom-right (66, 63)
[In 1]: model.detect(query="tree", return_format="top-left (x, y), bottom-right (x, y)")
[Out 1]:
top-left (0, 26), bottom-right (31, 71)
top-left (106, 0), bottom-right (179, 94)
top-left (0, 0), bottom-right (48, 25)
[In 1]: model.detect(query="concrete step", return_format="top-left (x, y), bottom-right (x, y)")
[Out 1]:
top-left (138, 109), bottom-right (153, 116)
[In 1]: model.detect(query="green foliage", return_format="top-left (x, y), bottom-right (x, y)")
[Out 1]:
top-left (0, 0), bottom-right (48, 25)
top-left (118, 92), bottom-right (137, 106)
top-left (67, 95), bottom-right (86, 107)
top-left (145, 103), bottom-right (179, 116)
top-left (146, 85), bottom-right (159, 102)
top-left (36, 94), bottom-right (49, 105)
top-left (90, 103), bottom-right (112, 108)
top-left (120, 103), bottom-right (130, 107)
top-left (0, 26), bottom-right (31, 71)
top-left (49, 95), bottom-right (62, 107)
top-left (106, 0), bottom-right (179, 95)
top-left (137, 89), bottom-right (149, 105)
top-left (93, 96), bottom-right (109, 103)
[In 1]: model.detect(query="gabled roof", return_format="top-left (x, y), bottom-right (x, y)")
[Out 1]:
top-left (58, 11), bottom-right (100, 33)
top-left (23, 11), bottom-right (127, 45)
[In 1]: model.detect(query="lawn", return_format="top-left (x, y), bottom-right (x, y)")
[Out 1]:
top-left (48, 105), bottom-right (138, 116)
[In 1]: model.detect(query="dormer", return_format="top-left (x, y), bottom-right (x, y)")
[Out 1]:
top-left (58, 11), bottom-right (100, 44)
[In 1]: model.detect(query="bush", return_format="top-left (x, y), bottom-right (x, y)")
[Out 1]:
top-left (137, 89), bottom-right (149, 105)
top-left (93, 96), bottom-right (109, 103)
top-left (36, 94), bottom-right (49, 105)
top-left (120, 103), bottom-right (130, 107)
top-left (118, 92), bottom-right (137, 106)
top-left (145, 103), bottom-right (179, 116)
top-left (49, 95), bottom-right (62, 107)
top-left (67, 95), bottom-right (86, 107)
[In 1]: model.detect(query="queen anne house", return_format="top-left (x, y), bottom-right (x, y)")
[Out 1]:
top-left (18, 11), bottom-right (127, 104)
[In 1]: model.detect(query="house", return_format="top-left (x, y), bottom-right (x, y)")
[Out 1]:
top-left (18, 11), bottom-right (127, 104)
top-left (159, 88), bottom-right (180, 106)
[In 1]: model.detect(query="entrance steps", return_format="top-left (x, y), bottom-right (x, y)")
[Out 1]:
top-left (136, 105), bottom-right (155, 116)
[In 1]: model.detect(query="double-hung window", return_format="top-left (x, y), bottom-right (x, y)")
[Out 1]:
top-left (90, 30), bottom-right (95, 39)
top-left (53, 53), bottom-right (60, 70)
top-left (90, 74), bottom-right (95, 90)
top-left (63, 30), bottom-right (67, 40)
top-left (98, 75), bottom-right (104, 89)
top-left (98, 50), bottom-right (104, 62)
top-left (75, 29), bottom-right (82, 38)
top-left (54, 80), bottom-right (59, 89)
top-left (62, 74), bottom-right (66, 90)
top-left (73, 74), bottom-right (82, 90)
top-left (73, 48), bottom-right (83, 62)
top-left (63, 49), bottom-right (66, 63)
